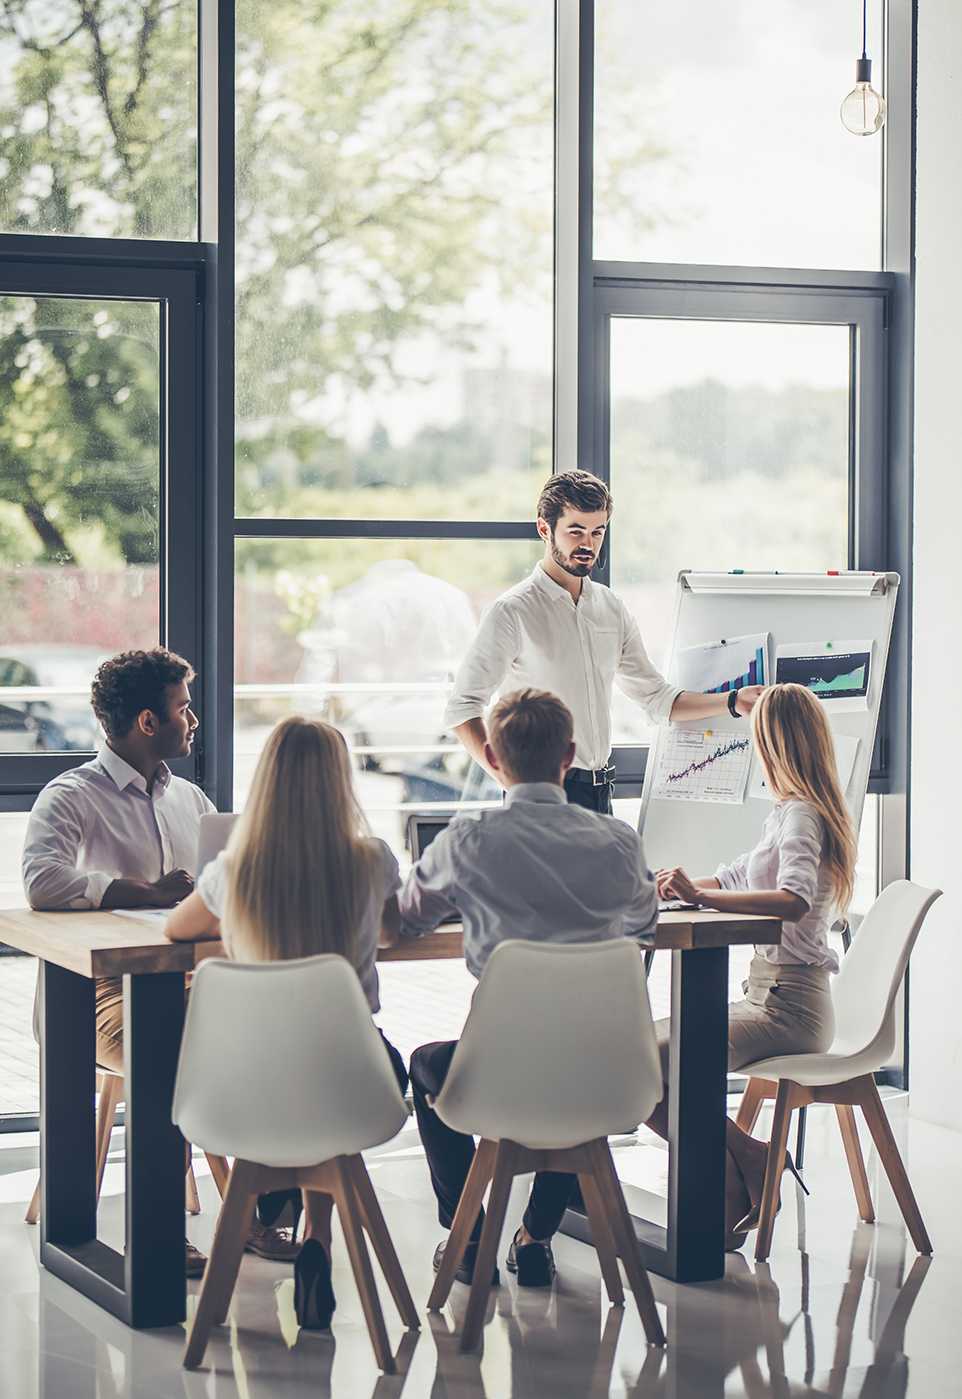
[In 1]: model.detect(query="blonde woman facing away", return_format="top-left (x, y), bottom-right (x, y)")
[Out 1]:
top-left (651, 683), bottom-right (858, 1249)
top-left (166, 716), bottom-right (405, 1329)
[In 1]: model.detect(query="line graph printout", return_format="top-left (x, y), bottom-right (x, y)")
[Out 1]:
top-left (775, 640), bottom-right (872, 712)
top-left (674, 632), bottom-right (770, 696)
top-left (651, 729), bottom-right (753, 804)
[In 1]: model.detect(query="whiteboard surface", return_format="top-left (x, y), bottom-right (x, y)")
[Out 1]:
top-left (637, 572), bottom-right (899, 879)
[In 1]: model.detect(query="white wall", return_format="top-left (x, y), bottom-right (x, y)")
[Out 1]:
top-left (909, 1), bottom-right (962, 1127)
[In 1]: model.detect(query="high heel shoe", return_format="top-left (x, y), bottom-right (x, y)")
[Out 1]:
top-left (734, 1150), bottom-right (810, 1234)
top-left (257, 1187), bottom-right (303, 1234)
top-left (294, 1238), bottom-right (336, 1330)
top-left (725, 1148), bottom-right (752, 1252)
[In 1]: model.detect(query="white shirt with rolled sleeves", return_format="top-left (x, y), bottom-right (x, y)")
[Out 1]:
top-left (398, 782), bottom-right (659, 979)
top-left (442, 563), bottom-right (680, 771)
top-left (21, 746), bottom-right (214, 910)
top-left (715, 797), bottom-right (840, 972)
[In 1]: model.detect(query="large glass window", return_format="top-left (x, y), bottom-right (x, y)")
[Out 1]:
top-left (234, 0), bottom-right (554, 520)
top-left (594, 0), bottom-right (883, 269)
top-left (608, 316), bottom-right (851, 739)
top-left (0, 294), bottom-right (160, 754)
top-left (234, 537), bottom-right (540, 846)
top-left (0, 0), bottom-right (198, 240)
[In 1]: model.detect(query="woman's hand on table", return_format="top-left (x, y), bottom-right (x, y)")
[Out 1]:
top-left (656, 867), bottom-right (704, 905)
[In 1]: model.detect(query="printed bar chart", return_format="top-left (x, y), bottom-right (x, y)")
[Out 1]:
top-left (706, 644), bottom-right (766, 694)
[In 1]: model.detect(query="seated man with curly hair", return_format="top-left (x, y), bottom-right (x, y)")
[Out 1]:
top-left (22, 648), bottom-right (299, 1274)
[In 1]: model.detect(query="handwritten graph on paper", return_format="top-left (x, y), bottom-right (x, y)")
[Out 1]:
top-left (651, 730), bottom-right (753, 804)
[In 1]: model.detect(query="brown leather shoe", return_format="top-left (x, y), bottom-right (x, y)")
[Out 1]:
top-left (245, 1220), bottom-right (300, 1262)
top-left (186, 1238), bottom-right (207, 1278)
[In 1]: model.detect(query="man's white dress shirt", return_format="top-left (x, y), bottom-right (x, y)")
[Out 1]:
top-left (22, 747), bottom-right (215, 910)
top-left (398, 782), bottom-right (658, 979)
top-left (443, 563), bottom-right (679, 770)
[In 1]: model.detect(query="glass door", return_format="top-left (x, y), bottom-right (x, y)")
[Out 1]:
top-left (0, 261), bottom-right (200, 1126)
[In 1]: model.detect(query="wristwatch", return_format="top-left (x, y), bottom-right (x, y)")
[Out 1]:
top-left (727, 688), bottom-right (742, 718)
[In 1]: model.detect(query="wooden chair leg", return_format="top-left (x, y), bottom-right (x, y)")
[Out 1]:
top-left (26, 1073), bottom-right (122, 1225)
top-left (736, 1078), bottom-right (767, 1135)
top-left (857, 1079), bottom-right (932, 1254)
top-left (183, 1161), bottom-right (259, 1369)
top-left (331, 1157), bottom-right (394, 1373)
top-left (578, 1166), bottom-right (624, 1307)
top-left (591, 1141), bottom-right (665, 1347)
top-left (427, 1138), bottom-right (498, 1311)
top-left (204, 1153), bottom-right (231, 1201)
top-left (24, 1179), bottom-right (40, 1226)
top-left (94, 1075), bottom-right (123, 1198)
top-left (754, 1081), bottom-right (797, 1263)
top-left (185, 1158), bottom-right (202, 1215)
top-left (346, 1156), bottom-right (420, 1330)
top-left (460, 1141), bottom-right (518, 1353)
top-left (835, 1104), bottom-right (875, 1223)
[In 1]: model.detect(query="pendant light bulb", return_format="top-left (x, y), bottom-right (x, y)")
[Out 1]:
top-left (841, 2), bottom-right (886, 136)
top-left (841, 57), bottom-right (887, 135)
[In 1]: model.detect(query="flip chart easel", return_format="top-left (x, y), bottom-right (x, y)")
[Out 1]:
top-left (637, 571), bottom-right (899, 876)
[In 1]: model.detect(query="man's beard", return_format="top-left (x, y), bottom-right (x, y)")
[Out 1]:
top-left (551, 539), bottom-right (595, 578)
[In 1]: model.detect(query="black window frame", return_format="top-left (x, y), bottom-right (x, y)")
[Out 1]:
top-left (0, 244), bottom-right (205, 808)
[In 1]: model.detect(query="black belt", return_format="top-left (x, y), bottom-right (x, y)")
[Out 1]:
top-left (567, 763), bottom-right (616, 787)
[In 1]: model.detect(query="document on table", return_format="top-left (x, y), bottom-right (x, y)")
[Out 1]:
top-left (110, 908), bottom-right (171, 928)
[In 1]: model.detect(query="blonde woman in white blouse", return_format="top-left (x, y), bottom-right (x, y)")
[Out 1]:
top-left (653, 683), bottom-right (858, 1248)
top-left (166, 717), bottom-right (405, 1329)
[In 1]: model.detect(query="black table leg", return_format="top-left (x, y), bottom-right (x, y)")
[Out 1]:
top-left (665, 945), bottom-right (729, 1282)
top-left (40, 963), bottom-right (96, 1249)
top-left (38, 963), bottom-right (186, 1327)
top-left (124, 971), bottom-right (186, 1327)
top-left (560, 944), bottom-right (730, 1283)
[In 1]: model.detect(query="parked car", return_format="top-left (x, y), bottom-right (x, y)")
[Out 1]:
top-left (0, 646), bottom-right (106, 752)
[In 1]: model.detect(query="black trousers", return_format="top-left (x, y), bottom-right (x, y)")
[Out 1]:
top-left (564, 770), bottom-right (614, 814)
top-left (410, 1040), bottom-right (576, 1243)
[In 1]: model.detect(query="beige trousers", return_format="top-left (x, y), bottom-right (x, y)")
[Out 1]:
top-left (94, 977), bottom-right (126, 1074)
top-left (94, 975), bottom-right (191, 1074)
top-left (654, 954), bottom-right (835, 1084)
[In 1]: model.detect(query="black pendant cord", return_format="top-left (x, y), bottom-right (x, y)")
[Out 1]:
top-left (861, 0), bottom-right (868, 61)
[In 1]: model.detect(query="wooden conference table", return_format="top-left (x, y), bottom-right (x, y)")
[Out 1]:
top-left (0, 905), bottom-right (779, 1327)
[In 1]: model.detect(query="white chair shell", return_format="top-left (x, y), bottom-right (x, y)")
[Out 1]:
top-left (172, 953), bottom-right (408, 1168)
top-left (434, 937), bottom-right (663, 1151)
top-left (738, 880), bottom-right (941, 1088)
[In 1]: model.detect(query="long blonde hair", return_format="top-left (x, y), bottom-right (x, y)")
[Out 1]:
top-left (751, 684), bottom-right (858, 913)
top-left (223, 716), bottom-right (379, 963)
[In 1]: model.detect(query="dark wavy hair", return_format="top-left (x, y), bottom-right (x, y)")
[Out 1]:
top-left (536, 470), bottom-right (613, 531)
top-left (91, 648), bottom-right (194, 740)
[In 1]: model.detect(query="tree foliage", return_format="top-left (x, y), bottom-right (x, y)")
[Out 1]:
top-left (0, 0), bottom-right (563, 556)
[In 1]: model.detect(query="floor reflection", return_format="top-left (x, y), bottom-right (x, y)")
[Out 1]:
top-left (24, 1198), bottom-right (938, 1399)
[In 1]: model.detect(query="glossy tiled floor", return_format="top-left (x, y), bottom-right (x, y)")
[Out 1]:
top-left (0, 1094), bottom-right (959, 1399)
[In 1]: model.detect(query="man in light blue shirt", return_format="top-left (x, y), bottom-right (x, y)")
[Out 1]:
top-left (400, 688), bottom-right (658, 1289)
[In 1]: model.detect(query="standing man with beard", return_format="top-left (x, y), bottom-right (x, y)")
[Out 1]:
top-left (445, 470), bottom-right (762, 814)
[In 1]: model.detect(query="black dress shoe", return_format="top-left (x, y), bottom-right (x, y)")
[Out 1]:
top-left (294, 1239), bottom-right (336, 1330)
top-left (505, 1229), bottom-right (556, 1287)
top-left (433, 1238), bottom-right (500, 1287)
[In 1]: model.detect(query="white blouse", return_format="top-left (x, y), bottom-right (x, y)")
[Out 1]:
top-left (715, 799), bottom-right (840, 971)
top-left (195, 838), bottom-right (400, 1012)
